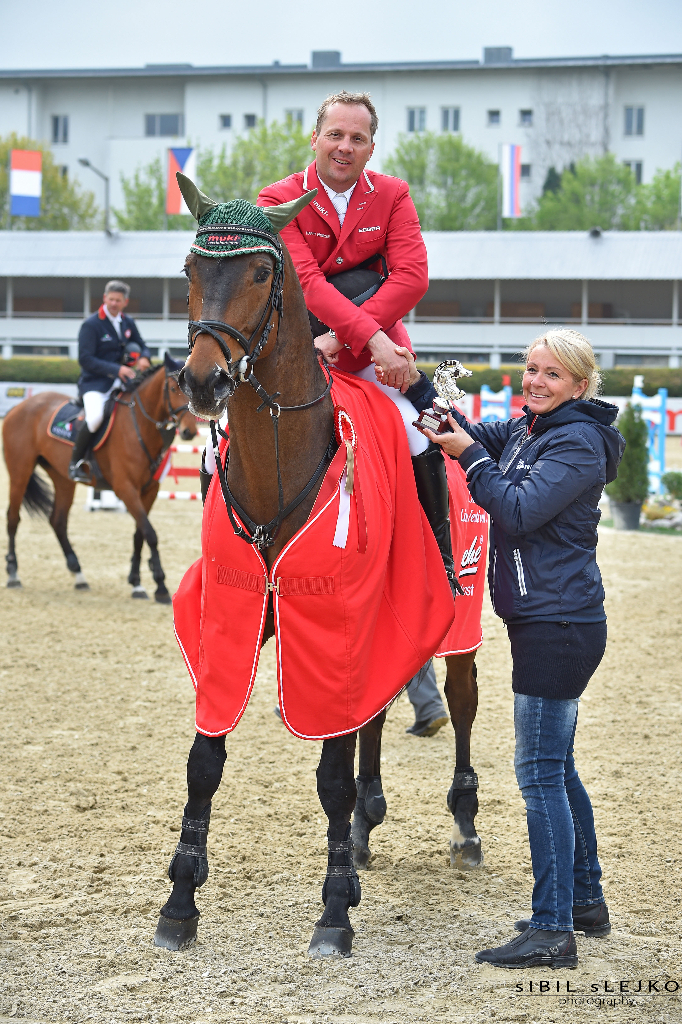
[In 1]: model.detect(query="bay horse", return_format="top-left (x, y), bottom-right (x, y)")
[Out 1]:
top-left (2, 355), bottom-right (197, 603)
top-left (156, 177), bottom-right (481, 959)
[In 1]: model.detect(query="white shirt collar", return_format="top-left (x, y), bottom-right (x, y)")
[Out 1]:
top-left (319, 179), bottom-right (357, 204)
top-left (103, 305), bottom-right (123, 336)
top-left (319, 178), bottom-right (357, 225)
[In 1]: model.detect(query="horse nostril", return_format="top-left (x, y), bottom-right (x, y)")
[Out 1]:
top-left (177, 367), bottom-right (190, 396)
top-left (213, 366), bottom-right (235, 402)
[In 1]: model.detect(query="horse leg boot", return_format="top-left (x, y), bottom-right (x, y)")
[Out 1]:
top-left (411, 445), bottom-right (461, 599)
top-left (154, 733), bottom-right (226, 950)
top-left (309, 733), bottom-right (360, 958)
top-left (352, 711), bottom-right (387, 870)
top-left (444, 654), bottom-right (483, 869)
top-left (68, 421), bottom-right (93, 484)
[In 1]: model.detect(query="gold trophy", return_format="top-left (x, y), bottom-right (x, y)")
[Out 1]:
top-left (413, 360), bottom-right (473, 434)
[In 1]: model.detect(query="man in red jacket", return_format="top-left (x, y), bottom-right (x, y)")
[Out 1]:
top-left (258, 90), bottom-right (458, 596)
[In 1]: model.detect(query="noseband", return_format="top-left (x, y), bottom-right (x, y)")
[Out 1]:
top-left (187, 222), bottom-right (334, 550)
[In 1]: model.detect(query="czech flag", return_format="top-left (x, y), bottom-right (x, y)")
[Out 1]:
top-left (166, 148), bottom-right (196, 215)
top-left (501, 143), bottom-right (521, 219)
top-left (10, 150), bottom-right (42, 217)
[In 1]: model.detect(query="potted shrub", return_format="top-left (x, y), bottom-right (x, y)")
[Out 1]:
top-left (605, 403), bottom-right (649, 530)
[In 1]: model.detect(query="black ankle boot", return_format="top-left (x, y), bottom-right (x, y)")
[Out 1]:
top-left (167, 803), bottom-right (211, 890)
top-left (68, 421), bottom-right (93, 483)
top-left (411, 445), bottom-right (462, 598)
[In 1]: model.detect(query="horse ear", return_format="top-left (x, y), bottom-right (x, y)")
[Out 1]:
top-left (176, 172), bottom-right (218, 221)
top-left (164, 351), bottom-right (183, 373)
top-left (262, 189), bottom-right (318, 233)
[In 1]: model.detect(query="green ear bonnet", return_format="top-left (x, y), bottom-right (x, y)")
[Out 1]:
top-left (176, 173), bottom-right (317, 270)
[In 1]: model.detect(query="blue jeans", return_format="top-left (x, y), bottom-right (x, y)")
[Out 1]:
top-left (514, 694), bottom-right (604, 932)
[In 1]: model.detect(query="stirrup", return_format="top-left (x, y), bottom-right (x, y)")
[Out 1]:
top-left (68, 458), bottom-right (91, 483)
top-left (321, 832), bottom-right (361, 908)
top-left (167, 811), bottom-right (211, 888)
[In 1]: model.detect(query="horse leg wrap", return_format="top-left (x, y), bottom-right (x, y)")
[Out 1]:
top-left (321, 827), bottom-right (361, 909)
top-left (447, 769), bottom-right (483, 869)
top-left (351, 775), bottom-right (386, 870)
top-left (355, 775), bottom-right (387, 824)
top-left (167, 805), bottom-right (211, 888)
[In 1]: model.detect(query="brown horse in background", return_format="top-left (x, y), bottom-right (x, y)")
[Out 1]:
top-left (2, 355), bottom-right (197, 603)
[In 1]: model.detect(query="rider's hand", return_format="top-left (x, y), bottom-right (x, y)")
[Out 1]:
top-left (367, 330), bottom-right (410, 390)
top-left (423, 412), bottom-right (475, 458)
top-left (137, 357), bottom-right (151, 372)
top-left (375, 345), bottom-right (420, 392)
top-left (119, 364), bottom-right (136, 381)
top-left (314, 331), bottom-right (345, 365)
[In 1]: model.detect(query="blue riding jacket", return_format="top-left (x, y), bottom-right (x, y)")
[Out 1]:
top-left (78, 306), bottom-right (150, 395)
top-left (406, 373), bottom-right (624, 624)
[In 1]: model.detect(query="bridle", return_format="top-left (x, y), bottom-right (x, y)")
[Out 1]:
top-left (117, 364), bottom-right (191, 485)
top-left (186, 222), bottom-right (334, 550)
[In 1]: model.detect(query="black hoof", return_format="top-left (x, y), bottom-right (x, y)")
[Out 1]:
top-left (6, 578), bottom-right (22, 589)
top-left (308, 925), bottom-right (354, 958)
top-left (154, 591), bottom-right (172, 605)
top-left (131, 586), bottom-right (149, 600)
top-left (450, 836), bottom-right (484, 870)
top-left (74, 581), bottom-right (90, 590)
top-left (153, 913), bottom-right (199, 951)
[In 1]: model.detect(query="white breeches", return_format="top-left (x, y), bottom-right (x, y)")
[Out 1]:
top-left (352, 364), bottom-right (429, 456)
top-left (82, 383), bottom-right (119, 432)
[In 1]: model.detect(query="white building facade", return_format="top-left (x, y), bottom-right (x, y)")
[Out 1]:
top-left (1, 48), bottom-right (682, 213)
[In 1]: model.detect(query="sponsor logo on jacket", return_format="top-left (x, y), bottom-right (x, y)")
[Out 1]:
top-left (459, 535), bottom-right (484, 577)
top-left (313, 201), bottom-right (329, 216)
top-left (358, 225), bottom-right (381, 233)
top-left (305, 231), bottom-right (331, 238)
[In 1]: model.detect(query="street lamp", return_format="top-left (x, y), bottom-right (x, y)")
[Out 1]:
top-left (78, 157), bottom-right (111, 236)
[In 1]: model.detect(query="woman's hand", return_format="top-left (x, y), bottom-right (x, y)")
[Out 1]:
top-left (423, 412), bottom-right (475, 458)
top-left (375, 345), bottom-right (420, 392)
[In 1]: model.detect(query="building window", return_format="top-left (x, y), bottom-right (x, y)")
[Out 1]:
top-left (219, 114), bottom-right (232, 129)
top-left (624, 160), bottom-right (643, 185)
top-left (487, 109), bottom-right (501, 126)
top-left (244, 113), bottom-right (257, 129)
top-left (285, 108), bottom-right (304, 126)
top-left (624, 106), bottom-right (644, 136)
top-left (520, 164), bottom-right (531, 179)
top-left (57, 165), bottom-right (68, 179)
top-left (441, 107), bottom-right (460, 132)
top-left (519, 109), bottom-right (533, 126)
top-left (51, 115), bottom-right (69, 144)
top-left (145, 113), bottom-right (184, 137)
top-left (407, 108), bottom-right (426, 132)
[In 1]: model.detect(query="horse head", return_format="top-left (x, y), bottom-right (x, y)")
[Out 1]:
top-left (175, 175), bottom-right (317, 421)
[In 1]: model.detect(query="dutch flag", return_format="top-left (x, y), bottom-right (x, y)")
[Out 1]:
top-left (10, 150), bottom-right (43, 217)
top-left (166, 148), bottom-right (196, 215)
top-left (500, 143), bottom-right (522, 219)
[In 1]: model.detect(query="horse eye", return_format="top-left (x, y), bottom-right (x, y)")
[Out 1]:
top-left (254, 267), bottom-right (270, 283)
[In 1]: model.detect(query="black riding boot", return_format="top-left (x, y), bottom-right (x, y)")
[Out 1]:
top-left (412, 444), bottom-right (461, 599)
top-left (68, 421), bottom-right (93, 483)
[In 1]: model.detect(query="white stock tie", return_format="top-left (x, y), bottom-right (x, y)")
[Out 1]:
top-left (331, 192), bottom-right (349, 227)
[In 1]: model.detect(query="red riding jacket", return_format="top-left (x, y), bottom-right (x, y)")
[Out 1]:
top-left (258, 162), bottom-right (429, 373)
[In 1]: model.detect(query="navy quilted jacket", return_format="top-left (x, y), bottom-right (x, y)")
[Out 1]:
top-left (406, 374), bottom-right (624, 623)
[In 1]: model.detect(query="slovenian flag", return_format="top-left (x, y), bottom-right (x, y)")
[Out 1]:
top-left (501, 143), bottom-right (522, 219)
top-left (10, 150), bottom-right (42, 217)
top-left (166, 148), bottom-right (196, 215)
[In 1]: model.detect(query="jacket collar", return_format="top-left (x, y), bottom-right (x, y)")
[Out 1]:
top-left (302, 163), bottom-right (378, 240)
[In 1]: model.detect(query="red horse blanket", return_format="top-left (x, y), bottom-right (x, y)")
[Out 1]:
top-left (436, 460), bottom-right (489, 657)
top-left (173, 370), bottom-right (455, 739)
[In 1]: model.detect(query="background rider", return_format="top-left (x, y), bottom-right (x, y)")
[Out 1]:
top-left (69, 280), bottom-right (151, 482)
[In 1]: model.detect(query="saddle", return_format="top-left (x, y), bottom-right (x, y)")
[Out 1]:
top-left (308, 253), bottom-right (387, 339)
top-left (48, 393), bottom-right (118, 450)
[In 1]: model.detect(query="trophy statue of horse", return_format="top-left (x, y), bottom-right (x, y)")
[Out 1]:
top-left (2, 357), bottom-right (197, 602)
top-left (156, 175), bottom-right (482, 959)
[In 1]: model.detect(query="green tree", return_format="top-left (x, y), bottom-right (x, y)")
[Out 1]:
top-left (384, 132), bottom-right (498, 230)
top-left (197, 119), bottom-right (313, 204)
top-left (625, 163), bottom-right (681, 230)
top-left (0, 133), bottom-right (99, 229)
top-left (605, 403), bottom-right (649, 503)
top-left (114, 157), bottom-right (193, 230)
top-left (524, 154), bottom-right (638, 230)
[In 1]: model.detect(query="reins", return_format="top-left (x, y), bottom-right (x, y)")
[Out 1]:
top-left (117, 367), bottom-right (191, 486)
top-left (187, 222), bottom-right (335, 550)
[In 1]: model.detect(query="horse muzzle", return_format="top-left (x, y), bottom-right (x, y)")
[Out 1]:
top-left (178, 364), bottom-right (235, 420)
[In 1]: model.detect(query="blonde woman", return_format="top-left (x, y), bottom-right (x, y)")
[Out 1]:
top-left (401, 330), bottom-right (624, 969)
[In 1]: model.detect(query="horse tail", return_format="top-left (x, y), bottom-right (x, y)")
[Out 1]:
top-left (22, 469), bottom-right (54, 519)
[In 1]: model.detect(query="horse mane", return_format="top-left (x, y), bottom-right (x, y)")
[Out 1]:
top-left (122, 363), bottom-right (165, 394)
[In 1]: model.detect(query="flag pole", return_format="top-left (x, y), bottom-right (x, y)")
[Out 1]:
top-left (497, 144), bottom-right (502, 232)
